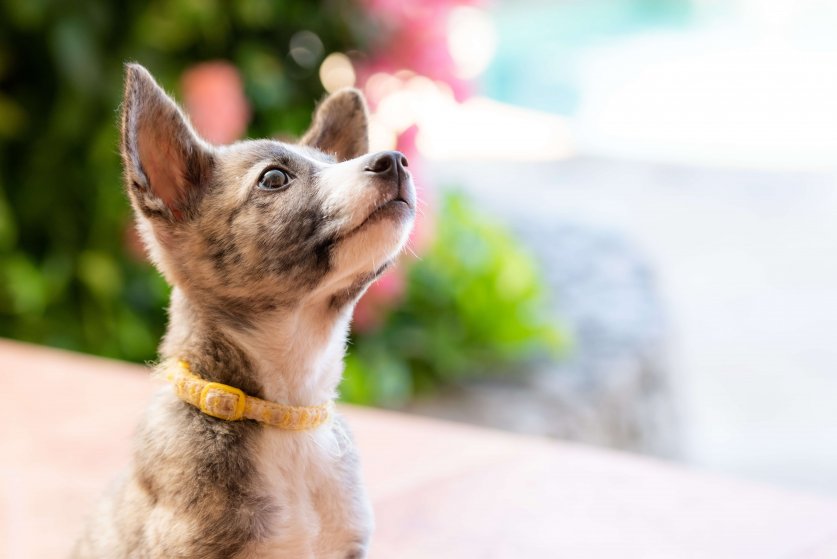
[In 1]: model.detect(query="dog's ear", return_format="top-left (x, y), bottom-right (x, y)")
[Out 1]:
top-left (121, 63), bottom-right (213, 222)
top-left (300, 88), bottom-right (369, 162)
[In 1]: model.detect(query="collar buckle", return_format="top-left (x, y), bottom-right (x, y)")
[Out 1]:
top-left (199, 382), bottom-right (246, 421)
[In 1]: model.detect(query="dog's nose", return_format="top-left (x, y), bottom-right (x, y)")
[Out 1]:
top-left (365, 151), bottom-right (408, 180)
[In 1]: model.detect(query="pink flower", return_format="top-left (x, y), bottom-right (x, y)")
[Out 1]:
top-left (181, 61), bottom-right (250, 145)
top-left (356, 0), bottom-right (481, 102)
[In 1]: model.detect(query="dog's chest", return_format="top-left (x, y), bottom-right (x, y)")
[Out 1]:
top-left (246, 425), bottom-right (365, 559)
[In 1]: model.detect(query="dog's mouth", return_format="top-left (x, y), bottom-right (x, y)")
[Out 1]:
top-left (361, 174), bottom-right (416, 226)
top-left (357, 195), bottom-right (413, 229)
top-left (337, 195), bottom-right (414, 243)
top-left (369, 196), bottom-right (412, 217)
top-left (333, 168), bottom-right (417, 244)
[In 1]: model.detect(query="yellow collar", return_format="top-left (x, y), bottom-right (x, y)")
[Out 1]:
top-left (165, 360), bottom-right (333, 430)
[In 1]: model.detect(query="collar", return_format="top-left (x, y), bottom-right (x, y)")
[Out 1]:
top-left (164, 360), bottom-right (333, 430)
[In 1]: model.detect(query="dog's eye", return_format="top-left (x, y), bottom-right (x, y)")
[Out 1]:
top-left (258, 169), bottom-right (292, 191)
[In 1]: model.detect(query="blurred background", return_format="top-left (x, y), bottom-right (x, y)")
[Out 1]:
top-left (2, 0), bottom-right (836, 497)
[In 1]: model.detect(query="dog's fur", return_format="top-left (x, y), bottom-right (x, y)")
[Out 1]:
top-left (72, 63), bottom-right (415, 559)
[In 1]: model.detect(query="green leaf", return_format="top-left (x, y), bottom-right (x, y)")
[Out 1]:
top-left (77, 250), bottom-right (122, 299)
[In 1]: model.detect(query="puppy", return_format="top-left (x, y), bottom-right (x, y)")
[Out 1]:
top-left (72, 63), bottom-right (415, 559)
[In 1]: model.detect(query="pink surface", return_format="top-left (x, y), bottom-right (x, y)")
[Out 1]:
top-left (2, 339), bottom-right (837, 558)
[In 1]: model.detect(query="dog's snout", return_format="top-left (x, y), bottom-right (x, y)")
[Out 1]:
top-left (365, 151), bottom-right (408, 179)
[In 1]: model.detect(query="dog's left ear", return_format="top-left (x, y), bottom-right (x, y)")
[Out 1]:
top-left (121, 63), bottom-right (213, 222)
top-left (300, 88), bottom-right (369, 161)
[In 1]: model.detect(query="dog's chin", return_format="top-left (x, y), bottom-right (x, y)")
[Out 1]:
top-left (364, 198), bottom-right (414, 226)
top-left (341, 196), bottom-right (415, 243)
top-left (329, 197), bottom-right (414, 283)
top-left (365, 198), bottom-right (415, 256)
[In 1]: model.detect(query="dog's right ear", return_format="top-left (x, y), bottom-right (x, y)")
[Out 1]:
top-left (300, 88), bottom-right (369, 161)
top-left (121, 63), bottom-right (213, 222)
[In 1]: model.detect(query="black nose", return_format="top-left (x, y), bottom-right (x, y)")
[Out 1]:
top-left (365, 150), bottom-right (408, 180)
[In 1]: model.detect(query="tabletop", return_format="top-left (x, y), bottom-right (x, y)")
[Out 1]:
top-left (2, 339), bottom-right (837, 558)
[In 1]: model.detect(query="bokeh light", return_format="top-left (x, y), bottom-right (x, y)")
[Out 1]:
top-left (319, 52), bottom-right (357, 92)
top-left (446, 6), bottom-right (497, 79)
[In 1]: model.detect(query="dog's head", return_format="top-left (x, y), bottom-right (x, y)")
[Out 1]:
top-left (121, 63), bottom-right (415, 326)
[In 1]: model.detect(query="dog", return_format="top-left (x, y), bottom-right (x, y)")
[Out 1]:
top-left (72, 63), bottom-right (415, 558)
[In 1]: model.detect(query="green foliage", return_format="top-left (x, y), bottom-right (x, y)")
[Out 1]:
top-left (342, 191), bottom-right (566, 407)
top-left (0, 0), bottom-right (367, 360)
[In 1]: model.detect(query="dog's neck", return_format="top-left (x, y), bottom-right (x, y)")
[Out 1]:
top-left (161, 288), bottom-right (351, 407)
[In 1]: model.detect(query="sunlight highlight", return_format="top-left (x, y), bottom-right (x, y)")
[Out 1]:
top-left (319, 52), bottom-right (356, 93)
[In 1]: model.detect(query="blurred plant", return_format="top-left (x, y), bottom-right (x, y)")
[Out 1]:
top-left (342, 190), bottom-right (566, 406)
top-left (0, 0), bottom-right (565, 408)
top-left (0, 0), bottom-right (368, 360)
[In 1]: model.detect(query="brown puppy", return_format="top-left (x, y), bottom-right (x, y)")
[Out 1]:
top-left (72, 63), bottom-right (415, 559)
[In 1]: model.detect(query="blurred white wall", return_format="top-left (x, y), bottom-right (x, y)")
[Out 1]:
top-left (421, 0), bottom-right (837, 495)
top-left (574, 2), bottom-right (837, 170)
